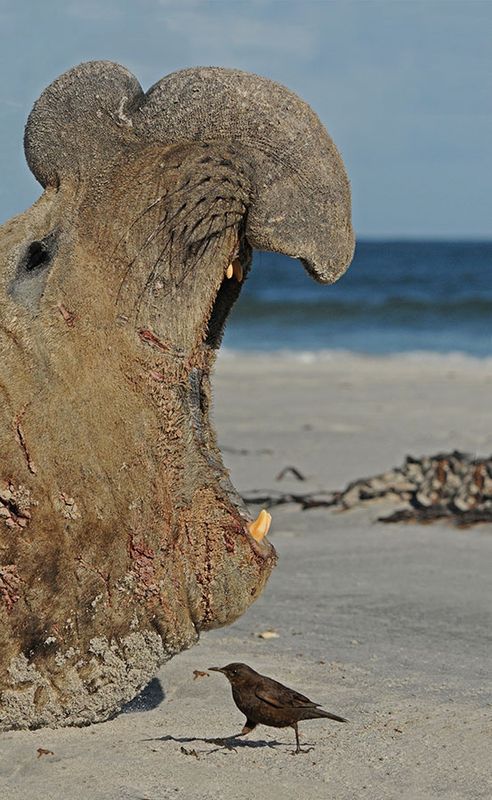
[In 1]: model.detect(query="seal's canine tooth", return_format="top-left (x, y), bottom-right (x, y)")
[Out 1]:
top-left (225, 259), bottom-right (243, 281)
top-left (248, 509), bottom-right (272, 542)
top-left (232, 258), bottom-right (243, 282)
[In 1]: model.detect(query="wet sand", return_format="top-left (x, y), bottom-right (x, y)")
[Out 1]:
top-left (1, 353), bottom-right (491, 799)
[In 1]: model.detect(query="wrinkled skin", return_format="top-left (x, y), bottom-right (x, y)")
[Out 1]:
top-left (0, 62), bottom-right (353, 729)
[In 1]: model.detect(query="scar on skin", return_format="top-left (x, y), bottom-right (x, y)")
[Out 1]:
top-left (57, 303), bottom-right (77, 326)
top-left (0, 481), bottom-right (33, 530)
top-left (54, 493), bottom-right (81, 520)
top-left (138, 328), bottom-right (171, 352)
top-left (0, 564), bottom-right (22, 612)
top-left (14, 409), bottom-right (37, 475)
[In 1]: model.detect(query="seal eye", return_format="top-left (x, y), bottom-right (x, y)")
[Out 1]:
top-left (24, 240), bottom-right (51, 272)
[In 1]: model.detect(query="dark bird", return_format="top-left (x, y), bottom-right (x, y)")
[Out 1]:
top-left (209, 662), bottom-right (348, 753)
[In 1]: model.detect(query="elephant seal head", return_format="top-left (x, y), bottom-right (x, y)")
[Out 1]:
top-left (0, 61), bottom-right (353, 729)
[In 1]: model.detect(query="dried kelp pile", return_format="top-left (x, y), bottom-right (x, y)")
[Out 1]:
top-left (242, 451), bottom-right (492, 527)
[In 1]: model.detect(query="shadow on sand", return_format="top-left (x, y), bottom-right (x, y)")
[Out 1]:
top-left (143, 733), bottom-right (315, 755)
top-left (120, 678), bottom-right (166, 713)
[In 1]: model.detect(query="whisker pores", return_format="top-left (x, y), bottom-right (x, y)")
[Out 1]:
top-left (114, 143), bottom-right (251, 316)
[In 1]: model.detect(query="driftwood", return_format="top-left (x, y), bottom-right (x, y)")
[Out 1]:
top-left (275, 466), bottom-right (306, 482)
top-left (242, 451), bottom-right (492, 527)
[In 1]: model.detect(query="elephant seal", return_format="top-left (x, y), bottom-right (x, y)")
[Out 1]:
top-left (0, 61), bottom-right (353, 729)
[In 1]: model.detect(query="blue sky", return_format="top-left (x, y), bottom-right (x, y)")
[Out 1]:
top-left (0, 0), bottom-right (490, 238)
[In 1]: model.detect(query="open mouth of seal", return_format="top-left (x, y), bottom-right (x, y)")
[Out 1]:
top-left (188, 248), bottom-right (273, 554)
top-left (202, 217), bottom-right (251, 352)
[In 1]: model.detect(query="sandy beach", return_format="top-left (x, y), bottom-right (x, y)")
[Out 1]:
top-left (1, 352), bottom-right (491, 800)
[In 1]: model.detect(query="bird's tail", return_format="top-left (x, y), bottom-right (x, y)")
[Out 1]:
top-left (316, 709), bottom-right (348, 723)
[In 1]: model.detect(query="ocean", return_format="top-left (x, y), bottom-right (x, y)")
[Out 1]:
top-left (222, 241), bottom-right (492, 357)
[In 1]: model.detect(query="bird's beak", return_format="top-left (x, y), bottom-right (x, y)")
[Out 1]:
top-left (208, 667), bottom-right (223, 673)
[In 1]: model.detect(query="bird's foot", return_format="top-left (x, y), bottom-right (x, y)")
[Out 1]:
top-left (291, 746), bottom-right (314, 755)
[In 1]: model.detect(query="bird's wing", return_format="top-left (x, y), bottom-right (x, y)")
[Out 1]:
top-left (255, 680), bottom-right (320, 709)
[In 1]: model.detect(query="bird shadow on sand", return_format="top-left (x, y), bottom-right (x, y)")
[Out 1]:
top-left (142, 733), bottom-right (315, 755)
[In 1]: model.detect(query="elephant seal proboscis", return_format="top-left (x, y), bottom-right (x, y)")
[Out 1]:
top-left (0, 62), bottom-right (353, 729)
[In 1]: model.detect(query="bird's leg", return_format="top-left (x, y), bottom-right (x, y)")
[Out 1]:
top-left (224, 719), bottom-right (256, 744)
top-left (292, 723), bottom-right (314, 755)
top-left (206, 719), bottom-right (256, 748)
top-left (294, 722), bottom-right (301, 754)
top-left (239, 719), bottom-right (257, 737)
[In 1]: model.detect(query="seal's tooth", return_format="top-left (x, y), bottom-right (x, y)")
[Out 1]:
top-left (232, 258), bottom-right (244, 282)
top-left (226, 263), bottom-right (234, 279)
top-left (248, 509), bottom-right (272, 542)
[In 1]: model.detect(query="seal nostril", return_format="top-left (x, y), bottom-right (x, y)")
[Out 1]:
top-left (20, 229), bottom-right (58, 274)
top-left (9, 229), bottom-right (59, 310)
top-left (25, 241), bottom-right (50, 272)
